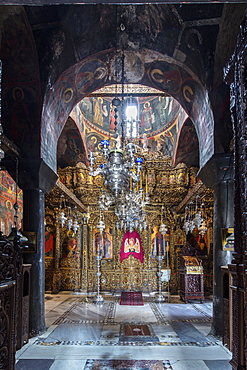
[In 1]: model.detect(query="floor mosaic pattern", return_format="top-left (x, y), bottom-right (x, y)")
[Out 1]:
top-left (119, 323), bottom-right (159, 342)
top-left (16, 293), bottom-right (232, 370)
top-left (83, 359), bottom-right (173, 369)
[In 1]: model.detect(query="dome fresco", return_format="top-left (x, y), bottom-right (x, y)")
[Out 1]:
top-left (78, 93), bottom-right (188, 159)
top-left (79, 95), bottom-right (181, 136)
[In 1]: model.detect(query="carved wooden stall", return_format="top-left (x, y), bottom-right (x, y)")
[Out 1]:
top-left (17, 263), bottom-right (31, 350)
top-left (224, 16), bottom-right (247, 370)
top-left (221, 266), bottom-right (232, 351)
top-left (179, 245), bottom-right (204, 303)
top-left (0, 232), bottom-right (27, 370)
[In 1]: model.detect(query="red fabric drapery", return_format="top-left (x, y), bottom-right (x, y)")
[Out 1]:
top-left (120, 230), bottom-right (144, 263)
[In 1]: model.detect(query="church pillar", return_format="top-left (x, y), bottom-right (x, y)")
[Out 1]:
top-left (198, 153), bottom-right (234, 337)
top-left (22, 188), bottom-right (46, 335)
top-left (3, 158), bottom-right (58, 336)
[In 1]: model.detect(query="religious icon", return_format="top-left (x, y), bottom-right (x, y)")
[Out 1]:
top-left (188, 228), bottom-right (208, 256)
top-left (151, 226), bottom-right (170, 257)
top-left (93, 226), bottom-right (113, 258)
top-left (62, 233), bottom-right (79, 258)
top-left (45, 224), bottom-right (55, 257)
top-left (141, 101), bottom-right (153, 131)
top-left (174, 232), bottom-right (184, 246)
top-left (93, 97), bottom-right (104, 126)
top-left (109, 104), bottom-right (117, 131)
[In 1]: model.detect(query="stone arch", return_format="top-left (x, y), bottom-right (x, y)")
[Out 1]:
top-left (41, 48), bottom-right (214, 172)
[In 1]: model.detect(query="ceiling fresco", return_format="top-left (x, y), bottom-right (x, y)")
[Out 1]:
top-left (41, 48), bottom-right (214, 172)
top-left (80, 95), bottom-right (180, 136)
top-left (57, 89), bottom-right (199, 169)
top-left (80, 94), bottom-right (188, 159)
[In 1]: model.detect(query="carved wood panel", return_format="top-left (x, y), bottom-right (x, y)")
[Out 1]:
top-left (0, 283), bottom-right (15, 370)
top-left (225, 16), bottom-right (247, 370)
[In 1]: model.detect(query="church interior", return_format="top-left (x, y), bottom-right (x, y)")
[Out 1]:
top-left (0, 2), bottom-right (247, 370)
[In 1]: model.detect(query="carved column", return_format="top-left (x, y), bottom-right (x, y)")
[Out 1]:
top-left (198, 153), bottom-right (234, 337)
top-left (81, 223), bottom-right (88, 292)
top-left (52, 219), bottom-right (61, 294)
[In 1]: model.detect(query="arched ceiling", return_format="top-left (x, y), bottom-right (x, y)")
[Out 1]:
top-left (42, 48), bottom-right (214, 172)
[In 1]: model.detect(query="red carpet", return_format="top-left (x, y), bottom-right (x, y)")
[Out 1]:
top-left (120, 291), bottom-right (144, 305)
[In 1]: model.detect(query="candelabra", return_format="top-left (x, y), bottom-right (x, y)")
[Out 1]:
top-left (155, 255), bottom-right (165, 303)
top-left (57, 194), bottom-right (80, 234)
top-left (93, 252), bottom-right (104, 305)
top-left (89, 141), bottom-right (144, 198)
top-left (183, 196), bottom-right (207, 236)
top-left (93, 210), bottom-right (105, 305)
top-left (115, 190), bottom-right (148, 232)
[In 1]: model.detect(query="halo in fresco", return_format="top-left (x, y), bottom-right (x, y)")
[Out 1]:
top-left (149, 60), bottom-right (181, 95)
top-left (111, 52), bottom-right (145, 83)
top-left (76, 59), bottom-right (108, 94)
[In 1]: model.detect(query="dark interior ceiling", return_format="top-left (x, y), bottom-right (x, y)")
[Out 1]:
top-left (22, 3), bottom-right (246, 92)
top-left (0, 3), bottom-right (246, 172)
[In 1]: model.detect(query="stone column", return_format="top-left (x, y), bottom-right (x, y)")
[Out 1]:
top-left (198, 153), bottom-right (234, 337)
top-left (22, 188), bottom-right (46, 335)
top-left (4, 158), bottom-right (58, 336)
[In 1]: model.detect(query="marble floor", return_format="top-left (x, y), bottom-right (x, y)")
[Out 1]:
top-left (16, 292), bottom-right (232, 370)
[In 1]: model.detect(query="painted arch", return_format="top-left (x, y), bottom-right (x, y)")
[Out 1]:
top-left (41, 48), bottom-right (214, 172)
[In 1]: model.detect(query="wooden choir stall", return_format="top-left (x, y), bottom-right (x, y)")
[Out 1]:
top-left (179, 244), bottom-right (204, 303)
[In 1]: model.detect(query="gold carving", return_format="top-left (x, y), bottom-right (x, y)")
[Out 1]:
top-left (45, 154), bottom-right (214, 295)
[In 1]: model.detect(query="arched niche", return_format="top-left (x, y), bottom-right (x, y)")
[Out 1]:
top-left (57, 117), bottom-right (87, 169)
top-left (174, 117), bottom-right (199, 168)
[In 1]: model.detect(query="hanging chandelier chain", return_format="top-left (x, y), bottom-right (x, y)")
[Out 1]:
top-left (183, 196), bottom-right (207, 236)
top-left (121, 51), bottom-right (125, 147)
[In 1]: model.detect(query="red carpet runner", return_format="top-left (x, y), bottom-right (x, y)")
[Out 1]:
top-left (120, 291), bottom-right (144, 305)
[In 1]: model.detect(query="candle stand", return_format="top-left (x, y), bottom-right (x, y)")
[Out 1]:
top-left (93, 253), bottom-right (104, 305)
top-left (155, 255), bottom-right (165, 303)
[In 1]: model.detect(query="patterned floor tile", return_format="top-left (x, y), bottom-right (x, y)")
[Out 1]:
top-left (83, 359), bottom-right (173, 369)
top-left (16, 359), bottom-right (54, 370)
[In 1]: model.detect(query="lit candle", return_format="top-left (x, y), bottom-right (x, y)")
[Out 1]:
top-left (145, 173), bottom-right (148, 193)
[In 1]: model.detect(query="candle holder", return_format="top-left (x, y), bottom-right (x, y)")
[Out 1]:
top-left (93, 253), bottom-right (104, 305)
top-left (155, 255), bottom-right (165, 303)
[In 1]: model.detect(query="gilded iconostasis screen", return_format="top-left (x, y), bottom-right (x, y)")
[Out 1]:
top-left (0, 170), bottom-right (23, 235)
